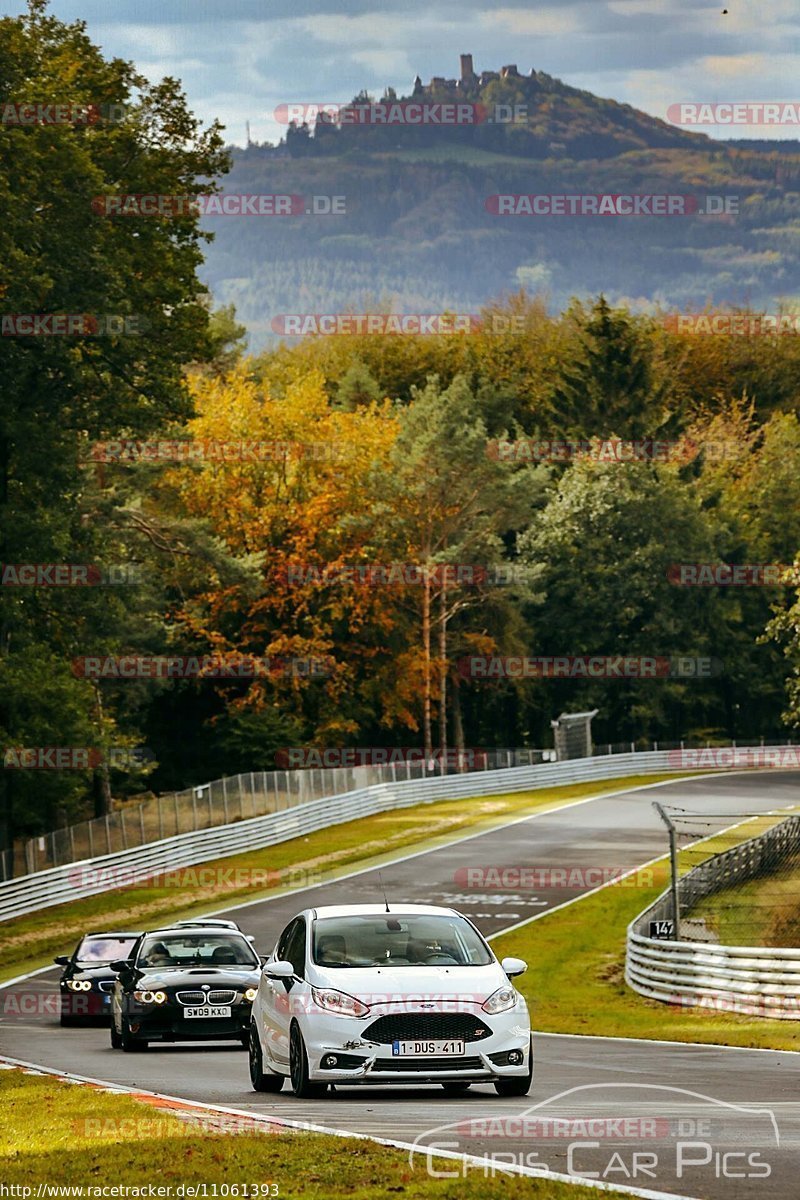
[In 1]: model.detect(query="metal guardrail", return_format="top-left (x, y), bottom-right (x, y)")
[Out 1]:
top-left (0, 746), bottom-right (698, 923)
top-left (11, 749), bottom-right (554, 880)
top-left (626, 810), bottom-right (800, 1019)
top-left (9, 737), bottom-right (794, 881)
top-left (2, 744), bottom-right (796, 926)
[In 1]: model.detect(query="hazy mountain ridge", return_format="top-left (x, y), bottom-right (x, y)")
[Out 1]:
top-left (200, 63), bottom-right (800, 349)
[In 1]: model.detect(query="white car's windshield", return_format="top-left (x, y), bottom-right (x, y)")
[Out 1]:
top-left (139, 933), bottom-right (258, 968)
top-left (311, 914), bottom-right (493, 968)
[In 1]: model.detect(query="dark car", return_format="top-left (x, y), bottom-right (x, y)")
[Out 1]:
top-left (109, 925), bottom-right (262, 1051)
top-left (55, 931), bottom-right (142, 1025)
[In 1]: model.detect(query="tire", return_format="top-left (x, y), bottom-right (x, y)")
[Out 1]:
top-left (121, 1016), bottom-right (148, 1053)
top-left (249, 1024), bottom-right (284, 1093)
top-left (60, 1013), bottom-right (77, 1027)
top-left (494, 1039), bottom-right (533, 1097)
top-left (441, 1082), bottom-right (471, 1095)
top-left (110, 1020), bottom-right (123, 1049)
top-left (289, 1023), bottom-right (326, 1098)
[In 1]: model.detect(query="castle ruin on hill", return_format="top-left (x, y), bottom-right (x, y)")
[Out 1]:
top-left (412, 54), bottom-right (527, 95)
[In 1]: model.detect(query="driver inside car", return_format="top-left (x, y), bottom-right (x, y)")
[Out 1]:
top-left (143, 941), bottom-right (173, 967)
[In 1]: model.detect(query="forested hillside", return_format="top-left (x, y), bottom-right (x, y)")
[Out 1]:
top-left (200, 63), bottom-right (800, 349)
top-left (2, 11), bottom-right (800, 860)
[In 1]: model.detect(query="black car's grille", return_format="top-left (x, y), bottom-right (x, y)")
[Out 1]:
top-left (175, 989), bottom-right (237, 1005)
top-left (374, 1056), bottom-right (484, 1073)
top-left (208, 990), bottom-right (236, 1005)
top-left (98, 981), bottom-right (115, 993)
top-left (364, 1014), bottom-right (492, 1044)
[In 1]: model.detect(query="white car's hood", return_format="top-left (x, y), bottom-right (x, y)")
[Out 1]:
top-left (310, 962), bottom-right (507, 1006)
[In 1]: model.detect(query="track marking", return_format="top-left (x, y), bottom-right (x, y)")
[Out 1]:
top-left (0, 1053), bottom-right (700, 1200)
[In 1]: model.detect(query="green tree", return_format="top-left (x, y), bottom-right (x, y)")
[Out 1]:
top-left (0, 0), bottom-right (228, 863)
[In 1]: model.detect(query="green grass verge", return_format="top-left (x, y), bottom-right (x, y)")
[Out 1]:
top-left (0, 773), bottom-right (683, 983)
top-left (689, 857), bottom-right (800, 948)
top-left (0, 1069), bottom-right (631, 1199)
top-left (494, 816), bottom-right (800, 1053)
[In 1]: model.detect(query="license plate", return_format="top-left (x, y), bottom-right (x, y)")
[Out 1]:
top-left (392, 1039), bottom-right (465, 1056)
top-left (183, 1005), bottom-right (232, 1019)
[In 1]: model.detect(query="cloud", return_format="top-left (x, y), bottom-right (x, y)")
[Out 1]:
top-left (4, 0), bottom-right (798, 145)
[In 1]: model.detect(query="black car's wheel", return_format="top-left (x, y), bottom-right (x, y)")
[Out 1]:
top-left (110, 1019), bottom-right (123, 1049)
top-left (441, 1082), bottom-right (471, 1095)
top-left (121, 1016), bottom-right (148, 1052)
top-left (249, 1024), bottom-right (284, 1093)
top-left (289, 1023), bottom-right (326, 1098)
top-left (494, 1039), bottom-right (533, 1097)
top-left (59, 1013), bottom-right (77, 1027)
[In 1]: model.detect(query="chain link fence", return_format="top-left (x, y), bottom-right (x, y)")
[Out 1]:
top-left (3, 735), bottom-right (795, 882)
top-left (646, 801), bottom-right (800, 947)
top-left (3, 748), bottom-right (556, 880)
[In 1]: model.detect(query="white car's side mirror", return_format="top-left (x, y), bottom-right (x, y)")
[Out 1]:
top-left (263, 959), bottom-right (295, 979)
top-left (501, 956), bottom-right (527, 978)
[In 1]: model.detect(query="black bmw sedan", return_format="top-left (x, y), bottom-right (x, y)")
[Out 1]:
top-left (109, 925), bottom-right (262, 1051)
top-left (55, 931), bottom-right (142, 1025)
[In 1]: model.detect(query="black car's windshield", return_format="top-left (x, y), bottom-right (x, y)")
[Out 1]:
top-left (138, 933), bottom-right (258, 968)
top-left (312, 914), bottom-right (493, 968)
top-left (76, 936), bottom-right (138, 963)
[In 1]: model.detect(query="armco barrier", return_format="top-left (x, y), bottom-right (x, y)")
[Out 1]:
top-left (626, 810), bottom-right (800, 1019)
top-left (0, 746), bottom-right (795, 924)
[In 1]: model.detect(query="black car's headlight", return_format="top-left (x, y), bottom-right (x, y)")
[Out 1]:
top-left (244, 987), bottom-right (258, 1002)
top-left (133, 989), bottom-right (167, 1005)
top-left (66, 979), bottom-right (92, 992)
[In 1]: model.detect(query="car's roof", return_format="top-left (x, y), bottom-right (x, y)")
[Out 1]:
top-left (81, 931), bottom-right (143, 938)
top-left (311, 903), bottom-right (459, 919)
top-left (173, 918), bottom-right (240, 927)
top-left (146, 924), bottom-right (249, 936)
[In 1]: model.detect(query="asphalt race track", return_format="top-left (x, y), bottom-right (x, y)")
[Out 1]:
top-left (3, 771), bottom-right (800, 1200)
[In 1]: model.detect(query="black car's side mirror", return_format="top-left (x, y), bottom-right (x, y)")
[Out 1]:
top-left (53, 955), bottom-right (70, 967)
top-left (110, 959), bottom-right (131, 973)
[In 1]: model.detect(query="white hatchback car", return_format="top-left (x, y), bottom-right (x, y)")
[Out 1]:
top-left (249, 903), bottom-right (532, 1097)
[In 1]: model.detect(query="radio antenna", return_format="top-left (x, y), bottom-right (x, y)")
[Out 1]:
top-left (379, 871), bottom-right (390, 912)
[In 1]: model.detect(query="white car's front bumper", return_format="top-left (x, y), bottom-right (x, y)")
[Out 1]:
top-left (296, 1002), bottom-right (531, 1084)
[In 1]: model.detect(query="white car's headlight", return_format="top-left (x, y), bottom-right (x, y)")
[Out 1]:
top-left (66, 979), bottom-right (92, 991)
top-left (133, 989), bottom-right (167, 1004)
top-left (244, 987), bottom-right (258, 1001)
top-left (482, 985), bottom-right (517, 1015)
top-left (311, 987), bottom-right (370, 1018)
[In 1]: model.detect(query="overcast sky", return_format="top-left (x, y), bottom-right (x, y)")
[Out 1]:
top-left (6, 0), bottom-right (799, 145)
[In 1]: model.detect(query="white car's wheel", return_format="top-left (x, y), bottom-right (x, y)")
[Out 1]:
top-left (289, 1023), bottom-right (327, 1098)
